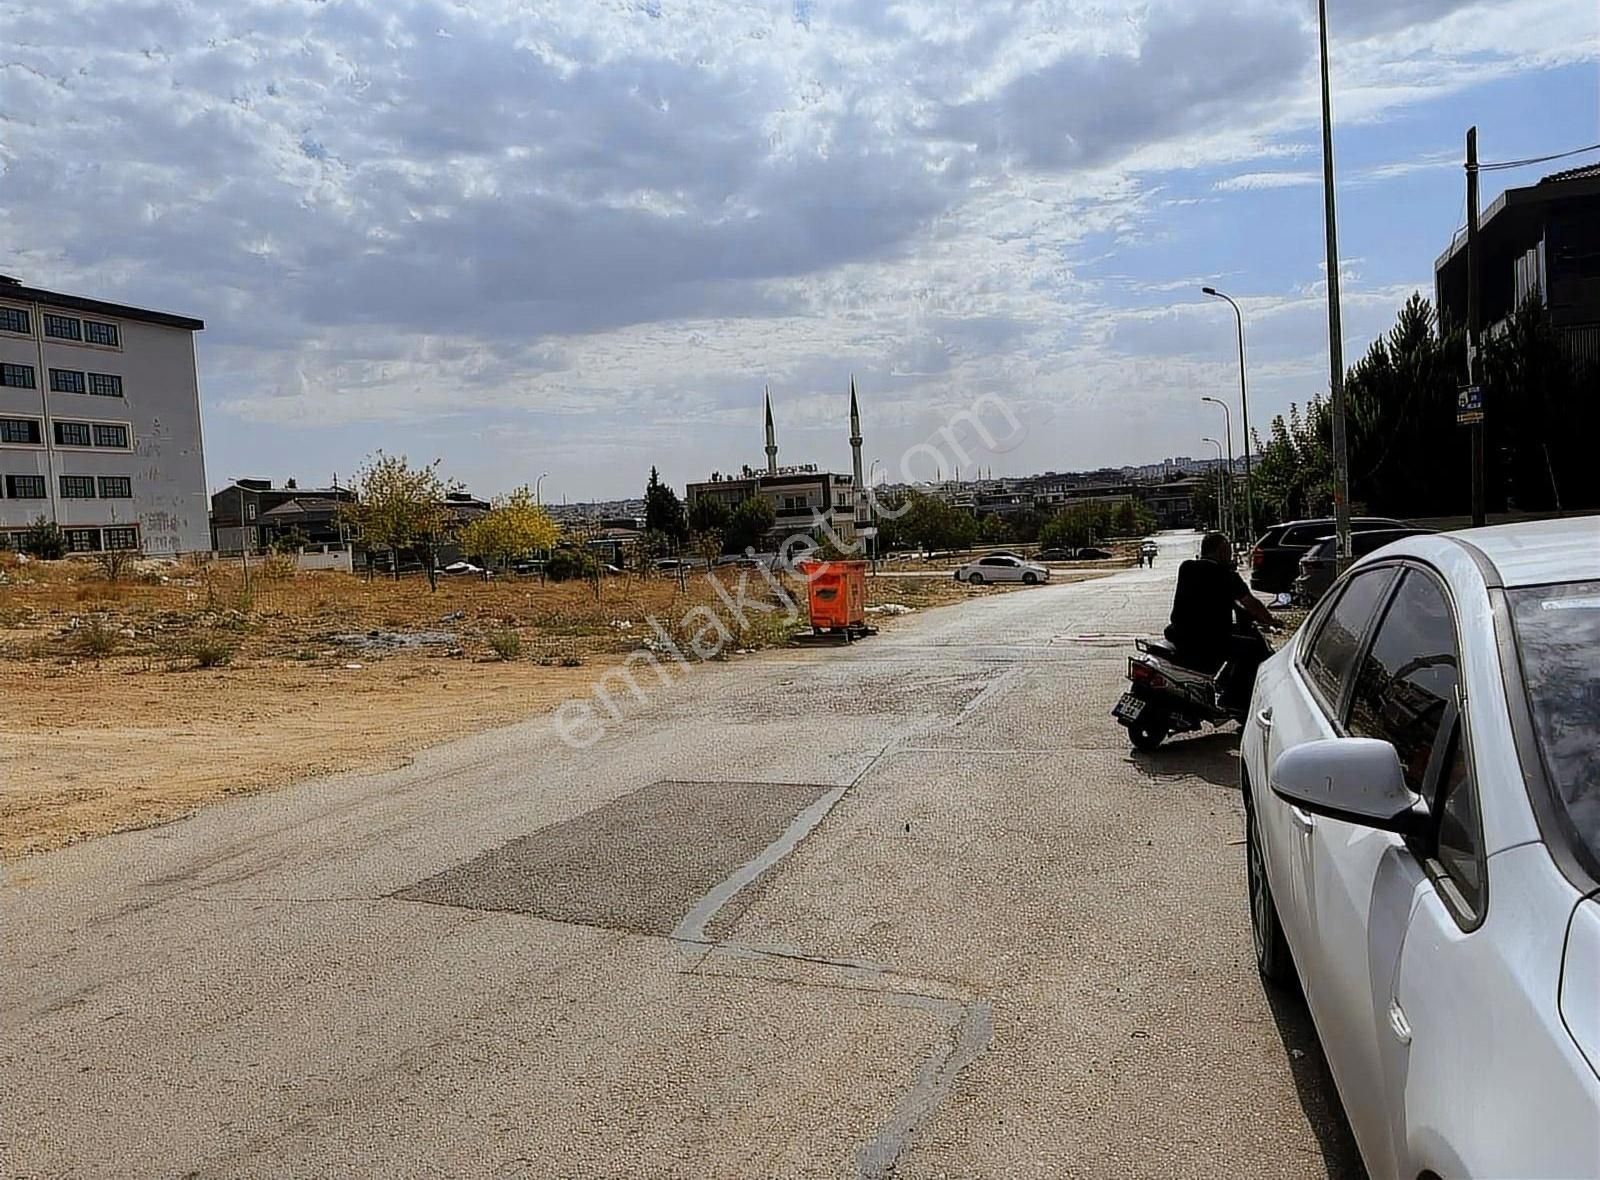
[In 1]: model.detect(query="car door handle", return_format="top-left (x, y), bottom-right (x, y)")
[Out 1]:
top-left (1256, 707), bottom-right (1273, 730)
top-left (1388, 1001), bottom-right (1412, 1046)
top-left (1290, 806), bottom-right (1315, 832)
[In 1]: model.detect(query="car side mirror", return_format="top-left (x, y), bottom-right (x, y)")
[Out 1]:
top-left (1270, 738), bottom-right (1427, 836)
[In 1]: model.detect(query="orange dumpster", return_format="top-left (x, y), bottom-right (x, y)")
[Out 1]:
top-left (797, 558), bottom-right (869, 637)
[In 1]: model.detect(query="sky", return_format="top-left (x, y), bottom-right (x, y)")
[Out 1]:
top-left (2, 0), bottom-right (1596, 503)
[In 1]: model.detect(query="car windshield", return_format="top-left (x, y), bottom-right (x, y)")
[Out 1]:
top-left (1508, 580), bottom-right (1600, 870)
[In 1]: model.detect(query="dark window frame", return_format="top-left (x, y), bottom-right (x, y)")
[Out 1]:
top-left (5, 474), bottom-right (46, 498)
top-left (0, 306), bottom-right (29, 335)
top-left (103, 526), bottom-right (139, 551)
top-left (63, 527), bottom-right (102, 553)
top-left (0, 417), bottom-right (43, 445)
top-left (1, 362), bottom-right (37, 389)
top-left (59, 474), bottom-right (97, 499)
top-left (98, 475), bottom-right (132, 498)
top-left (92, 423), bottom-right (130, 449)
top-left (49, 368), bottom-right (87, 394)
top-left (83, 320), bottom-right (120, 347)
top-left (54, 421), bottom-right (92, 447)
top-left (42, 312), bottom-right (82, 341)
top-left (86, 373), bottom-right (123, 398)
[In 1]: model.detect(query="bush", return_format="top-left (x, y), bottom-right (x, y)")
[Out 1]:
top-left (74, 618), bottom-right (119, 659)
top-left (258, 553), bottom-right (298, 581)
top-left (188, 634), bottom-right (236, 668)
top-left (96, 547), bottom-right (135, 583)
top-left (20, 518), bottom-right (66, 560)
top-left (544, 548), bottom-right (595, 582)
top-left (487, 629), bottom-right (522, 661)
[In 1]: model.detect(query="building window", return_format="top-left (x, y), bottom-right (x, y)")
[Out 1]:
top-left (83, 320), bottom-right (119, 347)
top-left (246, 503), bottom-right (258, 521)
top-left (99, 476), bottom-right (133, 498)
top-left (0, 307), bottom-right (28, 335)
top-left (64, 528), bottom-right (102, 553)
top-left (104, 526), bottom-right (139, 551)
top-left (54, 421), bottom-right (92, 447)
top-left (1, 418), bottom-right (42, 445)
top-left (49, 368), bottom-right (87, 394)
top-left (1, 362), bottom-right (36, 389)
top-left (60, 475), bottom-right (97, 498)
top-left (43, 313), bottom-right (82, 341)
top-left (87, 373), bottom-right (123, 397)
top-left (93, 423), bottom-right (130, 449)
top-left (5, 474), bottom-right (45, 498)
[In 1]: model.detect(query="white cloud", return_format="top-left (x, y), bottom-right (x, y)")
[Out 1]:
top-left (0, 0), bottom-right (1592, 494)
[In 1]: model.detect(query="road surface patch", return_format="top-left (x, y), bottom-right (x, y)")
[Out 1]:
top-left (395, 779), bottom-right (833, 935)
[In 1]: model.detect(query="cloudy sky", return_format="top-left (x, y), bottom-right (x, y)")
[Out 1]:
top-left (4, 0), bottom-right (1596, 502)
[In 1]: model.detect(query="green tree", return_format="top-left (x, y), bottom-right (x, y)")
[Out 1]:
top-left (687, 495), bottom-right (731, 533)
top-left (723, 496), bottom-right (776, 554)
top-left (900, 493), bottom-right (977, 554)
top-left (978, 513), bottom-right (1010, 543)
top-left (644, 467), bottom-right (687, 542)
top-left (345, 452), bottom-right (454, 586)
top-left (1481, 292), bottom-right (1598, 512)
top-left (1038, 503), bottom-right (1109, 550)
top-left (458, 487), bottom-right (560, 568)
top-left (20, 517), bottom-right (66, 559)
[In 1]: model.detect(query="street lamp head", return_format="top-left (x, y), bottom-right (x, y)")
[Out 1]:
top-left (1202, 286), bottom-right (1218, 296)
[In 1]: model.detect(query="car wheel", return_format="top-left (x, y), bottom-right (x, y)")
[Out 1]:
top-left (1246, 798), bottom-right (1297, 988)
top-left (1127, 713), bottom-right (1167, 751)
top-left (1022, 572), bottom-right (1038, 585)
top-left (968, 572), bottom-right (984, 585)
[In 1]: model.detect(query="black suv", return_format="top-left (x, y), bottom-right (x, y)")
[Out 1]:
top-left (1248, 516), bottom-right (1409, 593)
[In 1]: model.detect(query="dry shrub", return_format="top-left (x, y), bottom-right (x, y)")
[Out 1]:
top-left (188, 634), bottom-right (236, 668)
top-left (259, 553), bottom-right (298, 582)
top-left (74, 618), bottom-right (119, 659)
top-left (487, 629), bottom-right (522, 661)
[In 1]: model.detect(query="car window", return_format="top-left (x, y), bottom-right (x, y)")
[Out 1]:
top-left (1301, 567), bottom-right (1396, 713)
top-left (1508, 580), bottom-right (1600, 880)
top-left (981, 556), bottom-right (1012, 566)
top-left (1347, 570), bottom-right (1459, 792)
top-left (1433, 732), bottom-right (1484, 915)
top-left (1282, 524), bottom-right (1324, 547)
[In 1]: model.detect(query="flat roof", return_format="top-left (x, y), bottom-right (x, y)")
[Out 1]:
top-left (0, 277), bottom-right (204, 331)
top-left (1433, 169), bottom-right (1600, 273)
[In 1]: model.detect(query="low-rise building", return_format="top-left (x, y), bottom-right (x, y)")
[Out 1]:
top-left (211, 478), bottom-right (355, 552)
top-left (0, 274), bottom-right (208, 554)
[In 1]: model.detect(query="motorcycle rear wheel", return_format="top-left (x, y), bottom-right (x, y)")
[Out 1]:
top-left (1127, 713), bottom-right (1167, 751)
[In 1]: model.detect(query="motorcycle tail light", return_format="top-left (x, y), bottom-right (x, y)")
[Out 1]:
top-left (1129, 659), bottom-right (1167, 690)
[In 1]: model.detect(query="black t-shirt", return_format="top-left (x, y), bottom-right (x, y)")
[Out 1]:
top-left (1165, 558), bottom-right (1250, 660)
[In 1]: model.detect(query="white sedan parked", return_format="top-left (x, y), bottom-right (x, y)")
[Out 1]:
top-left (953, 555), bottom-right (1050, 585)
top-left (1240, 516), bottom-right (1600, 1179)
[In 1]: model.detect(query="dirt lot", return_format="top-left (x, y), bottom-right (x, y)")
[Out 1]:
top-left (1, 552), bottom-right (1116, 858)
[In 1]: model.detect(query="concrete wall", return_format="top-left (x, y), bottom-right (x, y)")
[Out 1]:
top-left (0, 296), bottom-right (208, 555)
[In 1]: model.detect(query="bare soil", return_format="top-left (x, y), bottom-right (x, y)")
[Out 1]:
top-left (0, 552), bottom-right (1112, 859)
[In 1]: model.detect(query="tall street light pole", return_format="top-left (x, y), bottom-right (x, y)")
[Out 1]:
top-left (1316, 0), bottom-right (1353, 565)
top-left (1202, 437), bottom-right (1227, 533)
top-left (1201, 395), bottom-right (1235, 539)
top-left (535, 472), bottom-right (549, 506)
top-left (1202, 287), bottom-right (1254, 543)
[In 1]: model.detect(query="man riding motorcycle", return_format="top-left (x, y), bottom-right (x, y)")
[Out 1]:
top-left (1164, 532), bottom-right (1276, 713)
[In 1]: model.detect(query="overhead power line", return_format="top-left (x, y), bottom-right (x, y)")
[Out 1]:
top-left (1478, 142), bottom-right (1600, 172)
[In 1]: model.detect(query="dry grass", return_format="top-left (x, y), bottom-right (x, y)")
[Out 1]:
top-left (0, 551), bottom-right (1113, 858)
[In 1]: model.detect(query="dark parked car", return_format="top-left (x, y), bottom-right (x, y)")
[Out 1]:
top-left (1075, 546), bottom-right (1113, 560)
top-left (1249, 516), bottom-right (1409, 593)
top-left (1291, 527), bottom-right (1434, 606)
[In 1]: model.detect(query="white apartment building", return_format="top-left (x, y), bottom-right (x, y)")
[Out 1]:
top-left (0, 275), bottom-right (209, 556)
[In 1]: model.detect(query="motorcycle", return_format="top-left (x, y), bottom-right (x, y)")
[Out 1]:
top-left (1111, 614), bottom-right (1269, 751)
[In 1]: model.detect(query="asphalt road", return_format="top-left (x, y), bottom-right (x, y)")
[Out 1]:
top-left (1, 531), bottom-right (1363, 1179)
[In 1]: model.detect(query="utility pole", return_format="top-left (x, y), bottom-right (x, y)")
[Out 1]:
top-left (1317, 0), bottom-right (1352, 566)
top-left (1466, 126), bottom-right (1486, 526)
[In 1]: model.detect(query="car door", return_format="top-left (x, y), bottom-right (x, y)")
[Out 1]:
top-left (983, 556), bottom-right (1021, 582)
top-left (1305, 568), bottom-right (1460, 1179)
top-left (1262, 566), bottom-right (1398, 964)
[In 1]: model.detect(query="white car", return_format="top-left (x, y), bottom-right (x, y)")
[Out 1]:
top-left (953, 555), bottom-right (1050, 585)
top-left (1240, 516), bottom-right (1600, 1179)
